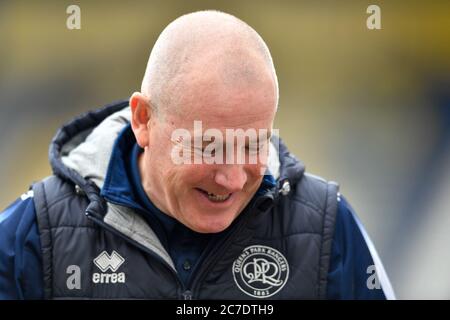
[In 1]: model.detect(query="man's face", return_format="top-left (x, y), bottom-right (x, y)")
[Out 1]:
top-left (141, 69), bottom-right (277, 233)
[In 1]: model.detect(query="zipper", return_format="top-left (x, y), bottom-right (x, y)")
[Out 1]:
top-left (188, 191), bottom-right (276, 297)
top-left (182, 290), bottom-right (193, 300)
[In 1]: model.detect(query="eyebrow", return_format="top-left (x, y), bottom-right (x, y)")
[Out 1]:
top-left (189, 134), bottom-right (271, 149)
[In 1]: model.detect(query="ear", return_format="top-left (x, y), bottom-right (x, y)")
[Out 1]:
top-left (130, 92), bottom-right (153, 148)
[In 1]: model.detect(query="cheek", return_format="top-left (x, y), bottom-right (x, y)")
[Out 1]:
top-left (245, 165), bottom-right (265, 186)
top-left (166, 165), bottom-right (212, 189)
top-left (150, 133), bottom-right (177, 165)
top-left (185, 165), bottom-right (214, 183)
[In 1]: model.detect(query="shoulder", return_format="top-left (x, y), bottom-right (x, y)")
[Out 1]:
top-left (0, 191), bottom-right (43, 299)
top-left (282, 172), bottom-right (340, 234)
top-left (273, 172), bottom-right (340, 254)
top-left (32, 175), bottom-right (79, 205)
top-left (0, 191), bottom-right (37, 235)
top-left (289, 172), bottom-right (339, 209)
top-left (32, 175), bottom-right (93, 228)
top-left (327, 195), bottom-right (395, 300)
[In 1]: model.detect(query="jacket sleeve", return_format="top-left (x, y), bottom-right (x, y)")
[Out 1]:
top-left (0, 191), bottom-right (44, 299)
top-left (326, 195), bottom-right (396, 300)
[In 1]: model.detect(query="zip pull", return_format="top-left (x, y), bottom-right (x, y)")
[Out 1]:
top-left (75, 184), bottom-right (85, 196)
top-left (279, 180), bottom-right (291, 196)
top-left (182, 290), bottom-right (193, 300)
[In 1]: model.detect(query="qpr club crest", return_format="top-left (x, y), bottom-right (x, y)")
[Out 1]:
top-left (232, 245), bottom-right (289, 298)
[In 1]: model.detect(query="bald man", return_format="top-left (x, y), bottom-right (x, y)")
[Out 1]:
top-left (0, 11), bottom-right (394, 300)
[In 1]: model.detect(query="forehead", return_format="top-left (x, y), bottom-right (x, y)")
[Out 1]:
top-left (168, 71), bottom-right (277, 130)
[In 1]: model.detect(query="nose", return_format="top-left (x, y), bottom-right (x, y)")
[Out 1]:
top-left (214, 165), bottom-right (247, 192)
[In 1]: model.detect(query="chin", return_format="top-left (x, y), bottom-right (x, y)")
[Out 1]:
top-left (189, 215), bottom-right (235, 234)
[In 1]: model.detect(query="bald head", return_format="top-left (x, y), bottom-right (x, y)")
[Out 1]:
top-left (140, 10), bottom-right (279, 117)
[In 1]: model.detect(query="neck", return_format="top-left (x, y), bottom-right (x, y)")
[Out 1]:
top-left (138, 149), bottom-right (172, 218)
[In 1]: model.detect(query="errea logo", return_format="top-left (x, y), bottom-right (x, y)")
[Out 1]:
top-left (92, 251), bottom-right (126, 284)
top-left (94, 251), bottom-right (124, 272)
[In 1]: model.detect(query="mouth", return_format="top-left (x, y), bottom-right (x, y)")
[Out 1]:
top-left (195, 188), bottom-right (232, 203)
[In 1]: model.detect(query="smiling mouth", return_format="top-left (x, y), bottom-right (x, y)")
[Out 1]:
top-left (196, 188), bottom-right (232, 202)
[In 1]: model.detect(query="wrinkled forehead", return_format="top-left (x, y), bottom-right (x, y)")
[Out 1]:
top-left (169, 87), bottom-right (277, 132)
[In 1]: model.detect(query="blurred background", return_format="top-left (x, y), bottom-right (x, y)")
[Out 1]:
top-left (0, 0), bottom-right (449, 299)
